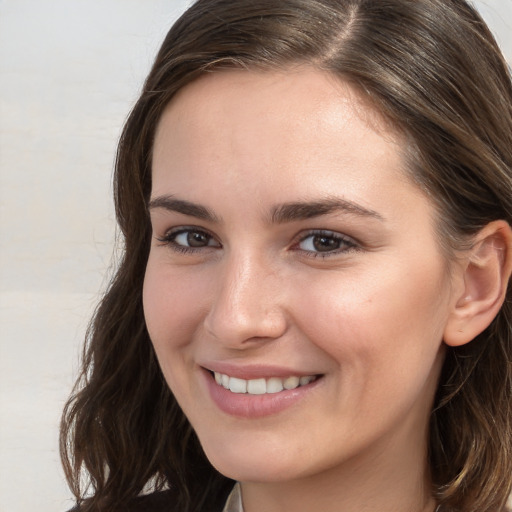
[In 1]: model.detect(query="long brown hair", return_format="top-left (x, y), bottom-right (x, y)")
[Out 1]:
top-left (61, 1), bottom-right (512, 511)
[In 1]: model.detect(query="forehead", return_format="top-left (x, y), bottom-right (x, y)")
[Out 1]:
top-left (152, 67), bottom-right (407, 191)
top-left (156, 66), bottom-right (396, 143)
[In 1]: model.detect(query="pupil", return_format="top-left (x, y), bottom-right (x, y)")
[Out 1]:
top-left (313, 235), bottom-right (338, 252)
top-left (188, 231), bottom-right (208, 247)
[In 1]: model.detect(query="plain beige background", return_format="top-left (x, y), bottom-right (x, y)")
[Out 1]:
top-left (0, 1), bottom-right (510, 511)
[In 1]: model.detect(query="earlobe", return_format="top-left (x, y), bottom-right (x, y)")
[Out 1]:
top-left (444, 220), bottom-right (512, 347)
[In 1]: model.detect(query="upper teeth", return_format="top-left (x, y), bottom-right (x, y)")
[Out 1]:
top-left (213, 372), bottom-right (316, 394)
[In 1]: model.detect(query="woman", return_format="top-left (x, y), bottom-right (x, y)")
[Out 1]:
top-left (60, 1), bottom-right (512, 511)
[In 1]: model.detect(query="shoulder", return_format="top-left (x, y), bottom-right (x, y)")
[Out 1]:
top-left (65, 481), bottom-right (233, 512)
top-left (127, 490), bottom-right (178, 512)
top-left (66, 489), bottom-right (179, 512)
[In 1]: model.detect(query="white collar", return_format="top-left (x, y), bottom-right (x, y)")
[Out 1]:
top-left (222, 483), bottom-right (244, 512)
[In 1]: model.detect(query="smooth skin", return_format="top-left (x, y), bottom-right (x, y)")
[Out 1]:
top-left (143, 68), bottom-right (512, 512)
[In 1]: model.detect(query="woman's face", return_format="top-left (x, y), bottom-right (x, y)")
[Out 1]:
top-left (144, 68), bottom-right (458, 484)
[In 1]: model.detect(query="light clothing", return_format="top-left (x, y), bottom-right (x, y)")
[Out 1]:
top-left (222, 483), bottom-right (244, 512)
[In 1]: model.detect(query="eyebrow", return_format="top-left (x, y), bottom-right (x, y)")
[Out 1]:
top-left (148, 195), bottom-right (384, 224)
top-left (270, 198), bottom-right (384, 223)
top-left (148, 196), bottom-right (220, 223)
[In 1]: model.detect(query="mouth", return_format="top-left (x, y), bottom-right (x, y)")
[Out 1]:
top-left (211, 371), bottom-right (320, 395)
top-left (202, 367), bottom-right (323, 418)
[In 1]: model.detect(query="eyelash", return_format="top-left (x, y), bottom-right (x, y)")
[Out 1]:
top-left (156, 227), bottom-right (219, 254)
top-left (293, 230), bottom-right (360, 258)
top-left (156, 227), bottom-right (360, 258)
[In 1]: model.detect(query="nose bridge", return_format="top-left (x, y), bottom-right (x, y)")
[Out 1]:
top-left (204, 248), bottom-right (286, 346)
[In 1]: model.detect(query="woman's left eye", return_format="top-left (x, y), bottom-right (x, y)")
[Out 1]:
top-left (295, 231), bottom-right (358, 256)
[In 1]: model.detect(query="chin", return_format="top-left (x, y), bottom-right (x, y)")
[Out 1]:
top-left (199, 432), bottom-right (305, 483)
top-left (208, 456), bottom-right (298, 483)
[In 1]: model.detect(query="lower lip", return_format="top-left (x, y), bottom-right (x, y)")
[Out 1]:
top-left (202, 369), bottom-right (322, 419)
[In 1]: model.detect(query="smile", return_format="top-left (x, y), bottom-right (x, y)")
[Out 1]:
top-left (213, 372), bottom-right (318, 394)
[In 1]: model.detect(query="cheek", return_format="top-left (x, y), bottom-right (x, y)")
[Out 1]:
top-left (292, 262), bottom-right (449, 386)
top-left (142, 259), bottom-right (213, 406)
top-left (142, 259), bottom-right (208, 352)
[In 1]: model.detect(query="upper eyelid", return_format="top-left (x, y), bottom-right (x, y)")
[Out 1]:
top-left (156, 226), bottom-right (222, 248)
top-left (158, 225), bottom-right (216, 237)
top-left (293, 229), bottom-right (358, 245)
top-left (291, 230), bottom-right (361, 257)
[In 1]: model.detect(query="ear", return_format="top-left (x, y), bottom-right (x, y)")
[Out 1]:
top-left (444, 220), bottom-right (512, 347)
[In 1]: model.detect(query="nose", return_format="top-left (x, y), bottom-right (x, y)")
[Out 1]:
top-left (203, 252), bottom-right (288, 348)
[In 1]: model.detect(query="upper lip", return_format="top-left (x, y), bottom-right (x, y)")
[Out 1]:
top-left (200, 362), bottom-right (320, 380)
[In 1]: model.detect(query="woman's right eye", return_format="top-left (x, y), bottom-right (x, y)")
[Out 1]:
top-left (157, 228), bottom-right (221, 253)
